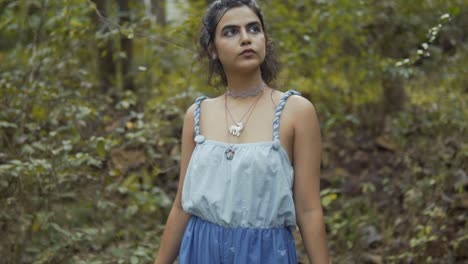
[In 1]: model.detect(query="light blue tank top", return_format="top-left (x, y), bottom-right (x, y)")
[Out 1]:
top-left (182, 90), bottom-right (301, 230)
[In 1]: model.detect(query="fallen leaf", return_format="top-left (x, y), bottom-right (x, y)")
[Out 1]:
top-left (375, 135), bottom-right (398, 151)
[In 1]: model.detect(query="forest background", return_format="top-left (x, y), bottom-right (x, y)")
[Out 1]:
top-left (0, 0), bottom-right (467, 263)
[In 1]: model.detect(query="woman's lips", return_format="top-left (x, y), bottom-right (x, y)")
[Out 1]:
top-left (240, 49), bottom-right (255, 55)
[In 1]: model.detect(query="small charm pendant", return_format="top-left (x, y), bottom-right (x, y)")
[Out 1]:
top-left (228, 122), bottom-right (244, 137)
top-left (225, 145), bottom-right (235, 160)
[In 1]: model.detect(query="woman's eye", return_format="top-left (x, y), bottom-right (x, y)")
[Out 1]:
top-left (249, 26), bottom-right (261, 34)
top-left (224, 29), bottom-right (237, 37)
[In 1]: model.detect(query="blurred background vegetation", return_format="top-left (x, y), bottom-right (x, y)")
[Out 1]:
top-left (0, 0), bottom-right (467, 263)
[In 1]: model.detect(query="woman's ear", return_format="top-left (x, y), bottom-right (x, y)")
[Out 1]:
top-left (208, 45), bottom-right (217, 60)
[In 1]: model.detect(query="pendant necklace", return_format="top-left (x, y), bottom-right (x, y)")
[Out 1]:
top-left (224, 97), bottom-right (236, 160)
top-left (224, 89), bottom-right (263, 160)
top-left (226, 89), bottom-right (263, 137)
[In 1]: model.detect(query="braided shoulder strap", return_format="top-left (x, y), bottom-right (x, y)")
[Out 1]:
top-left (193, 96), bottom-right (208, 137)
top-left (272, 90), bottom-right (301, 140)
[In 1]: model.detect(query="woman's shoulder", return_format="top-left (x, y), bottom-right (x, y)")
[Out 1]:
top-left (185, 94), bottom-right (222, 115)
top-left (196, 94), bottom-right (227, 111)
top-left (276, 89), bottom-right (313, 107)
top-left (281, 90), bottom-right (317, 120)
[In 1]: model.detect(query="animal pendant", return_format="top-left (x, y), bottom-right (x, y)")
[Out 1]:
top-left (229, 122), bottom-right (244, 137)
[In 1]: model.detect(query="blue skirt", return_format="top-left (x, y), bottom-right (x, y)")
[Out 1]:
top-left (179, 216), bottom-right (297, 264)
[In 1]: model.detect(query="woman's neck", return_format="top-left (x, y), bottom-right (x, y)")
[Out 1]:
top-left (225, 70), bottom-right (264, 93)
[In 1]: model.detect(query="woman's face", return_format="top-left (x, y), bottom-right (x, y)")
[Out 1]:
top-left (213, 6), bottom-right (266, 75)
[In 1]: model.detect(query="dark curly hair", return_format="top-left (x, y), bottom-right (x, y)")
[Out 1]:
top-left (199, 0), bottom-right (279, 88)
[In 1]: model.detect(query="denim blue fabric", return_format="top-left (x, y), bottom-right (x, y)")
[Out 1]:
top-left (179, 215), bottom-right (297, 264)
top-left (180, 90), bottom-right (301, 263)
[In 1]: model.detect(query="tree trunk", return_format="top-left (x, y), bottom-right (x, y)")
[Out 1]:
top-left (382, 71), bottom-right (406, 114)
top-left (91, 0), bottom-right (134, 92)
top-left (153, 0), bottom-right (167, 26)
top-left (118, 0), bottom-right (134, 91)
top-left (91, 0), bottom-right (115, 94)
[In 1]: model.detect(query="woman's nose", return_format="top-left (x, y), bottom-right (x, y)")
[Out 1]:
top-left (240, 28), bottom-right (251, 45)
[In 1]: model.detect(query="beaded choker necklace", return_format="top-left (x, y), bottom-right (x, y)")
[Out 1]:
top-left (227, 82), bottom-right (266, 98)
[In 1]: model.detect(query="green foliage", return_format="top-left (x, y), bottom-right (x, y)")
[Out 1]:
top-left (0, 0), bottom-right (466, 263)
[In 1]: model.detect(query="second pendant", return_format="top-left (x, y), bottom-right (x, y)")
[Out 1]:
top-left (225, 145), bottom-right (235, 160)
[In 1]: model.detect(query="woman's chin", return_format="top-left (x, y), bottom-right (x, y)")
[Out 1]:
top-left (232, 61), bottom-right (263, 73)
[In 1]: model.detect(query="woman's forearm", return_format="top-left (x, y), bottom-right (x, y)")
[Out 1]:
top-left (297, 208), bottom-right (330, 264)
top-left (154, 206), bottom-right (191, 264)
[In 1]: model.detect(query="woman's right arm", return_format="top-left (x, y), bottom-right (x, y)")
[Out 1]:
top-left (154, 103), bottom-right (197, 264)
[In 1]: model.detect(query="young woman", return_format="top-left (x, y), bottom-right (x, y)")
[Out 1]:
top-left (155, 0), bottom-right (329, 263)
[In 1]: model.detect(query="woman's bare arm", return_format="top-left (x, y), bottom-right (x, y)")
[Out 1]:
top-left (290, 96), bottom-right (330, 263)
top-left (154, 103), bottom-right (197, 264)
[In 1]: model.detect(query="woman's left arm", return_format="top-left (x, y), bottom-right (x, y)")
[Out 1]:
top-left (290, 96), bottom-right (330, 263)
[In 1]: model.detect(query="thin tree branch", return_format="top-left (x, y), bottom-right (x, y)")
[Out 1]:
top-left (87, 0), bottom-right (195, 54)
